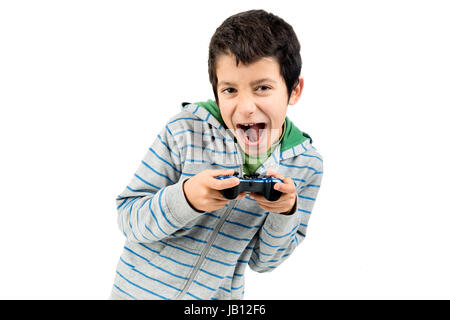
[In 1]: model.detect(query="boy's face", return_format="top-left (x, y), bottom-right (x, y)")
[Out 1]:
top-left (216, 53), bottom-right (303, 156)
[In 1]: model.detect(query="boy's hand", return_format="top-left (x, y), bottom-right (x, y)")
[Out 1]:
top-left (183, 169), bottom-right (246, 213)
top-left (249, 169), bottom-right (297, 215)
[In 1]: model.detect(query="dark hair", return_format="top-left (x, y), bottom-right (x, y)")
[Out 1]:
top-left (208, 9), bottom-right (302, 103)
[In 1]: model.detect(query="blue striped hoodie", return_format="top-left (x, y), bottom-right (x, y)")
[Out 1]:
top-left (110, 102), bottom-right (324, 300)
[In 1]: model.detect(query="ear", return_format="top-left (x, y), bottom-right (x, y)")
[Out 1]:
top-left (288, 76), bottom-right (304, 105)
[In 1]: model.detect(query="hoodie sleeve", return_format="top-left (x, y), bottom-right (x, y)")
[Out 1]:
top-left (249, 158), bottom-right (323, 273)
top-left (115, 116), bottom-right (204, 243)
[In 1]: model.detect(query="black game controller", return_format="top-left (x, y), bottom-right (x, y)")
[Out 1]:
top-left (216, 172), bottom-right (283, 201)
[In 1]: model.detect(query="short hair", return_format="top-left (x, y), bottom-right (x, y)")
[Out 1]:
top-left (208, 9), bottom-right (302, 103)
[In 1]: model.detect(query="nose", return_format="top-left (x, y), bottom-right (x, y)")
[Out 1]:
top-left (236, 94), bottom-right (257, 117)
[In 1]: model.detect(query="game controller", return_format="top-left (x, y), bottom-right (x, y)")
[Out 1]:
top-left (215, 172), bottom-right (283, 201)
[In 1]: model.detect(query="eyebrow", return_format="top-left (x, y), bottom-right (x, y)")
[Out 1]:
top-left (218, 78), bottom-right (277, 88)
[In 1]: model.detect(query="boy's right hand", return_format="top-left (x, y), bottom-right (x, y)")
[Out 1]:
top-left (182, 169), bottom-right (245, 213)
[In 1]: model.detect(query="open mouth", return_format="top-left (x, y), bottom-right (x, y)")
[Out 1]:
top-left (236, 122), bottom-right (267, 147)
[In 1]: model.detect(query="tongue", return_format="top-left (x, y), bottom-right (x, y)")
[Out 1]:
top-left (245, 123), bottom-right (265, 142)
top-left (246, 128), bottom-right (258, 142)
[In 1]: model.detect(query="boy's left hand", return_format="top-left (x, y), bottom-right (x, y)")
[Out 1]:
top-left (248, 169), bottom-right (297, 215)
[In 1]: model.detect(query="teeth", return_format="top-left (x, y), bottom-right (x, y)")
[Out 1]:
top-left (236, 122), bottom-right (267, 132)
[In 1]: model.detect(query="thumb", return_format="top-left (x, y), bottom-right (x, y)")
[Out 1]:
top-left (206, 169), bottom-right (239, 190)
top-left (208, 169), bottom-right (237, 178)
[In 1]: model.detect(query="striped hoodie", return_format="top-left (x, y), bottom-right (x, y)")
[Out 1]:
top-left (110, 101), bottom-right (324, 300)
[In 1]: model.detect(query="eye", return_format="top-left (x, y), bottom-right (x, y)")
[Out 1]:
top-left (222, 88), bottom-right (236, 94)
top-left (256, 85), bottom-right (271, 92)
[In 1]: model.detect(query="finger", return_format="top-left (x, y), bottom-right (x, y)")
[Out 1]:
top-left (210, 192), bottom-right (232, 201)
top-left (211, 189), bottom-right (246, 200)
top-left (235, 192), bottom-right (247, 200)
top-left (253, 194), bottom-right (290, 207)
top-left (265, 169), bottom-right (286, 181)
top-left (208, 194), bottom-right (230, 208)
top-left (211, 176), bottom-right (240, 190)
top-left (207, 169), bottom-right (240, 190)
top-left (249, 192), bottom-right (277, 204)
top-left (274, 177), bottom-right (296, 194)
top-left (209, 168), bottom-right (237, 178)
top-left (255, 202), bottom-right (285, 213)
top-left (250, 193), bottom-right (291, 211)
top-left (248, 192), bottom-right (262, 201)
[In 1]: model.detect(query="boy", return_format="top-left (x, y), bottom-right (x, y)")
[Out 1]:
top-left (110, 9), bottom-right (323, 300)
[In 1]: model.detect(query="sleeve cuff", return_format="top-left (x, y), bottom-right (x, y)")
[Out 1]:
top-left (264, 200), bottom-right (300, 236)
top-left (162, 178), bottom-right (204, 227)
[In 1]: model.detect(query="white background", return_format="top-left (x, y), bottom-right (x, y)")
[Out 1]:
top-left (1, 0), bottom-right (449, 299)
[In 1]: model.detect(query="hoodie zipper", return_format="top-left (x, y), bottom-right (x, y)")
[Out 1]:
top-left (175, 200), bottom-right (237, 300)
top-left (175, 135), bottom-right (244, 300)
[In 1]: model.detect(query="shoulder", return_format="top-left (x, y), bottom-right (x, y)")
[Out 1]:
top-left (164, 108), bottom-right (204, 134)
top-left (299, 145), bottom-right (323, 186)
top-left (301, 145), bottom-right (323, 171)
top-left (161, 106), bottom-right (219, 154)
top-left (280, 140), bottom-right (324, 188)
top-left (282, 136), bottom-right (323, 168)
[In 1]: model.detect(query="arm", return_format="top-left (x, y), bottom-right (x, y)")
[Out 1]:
top-left (115, 115), bottom-right (245, 243)
top-left (115, 119), bottom-right (203, 243)
top-left (249, 161), bottom-right (323, 272)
